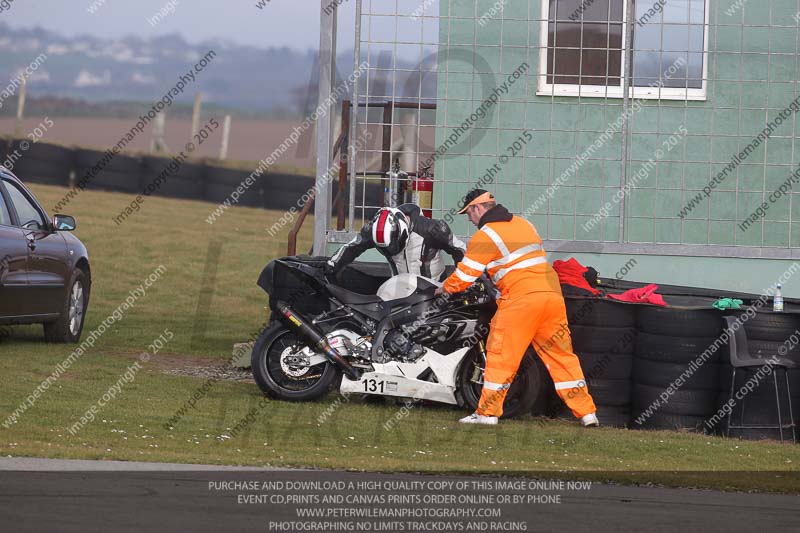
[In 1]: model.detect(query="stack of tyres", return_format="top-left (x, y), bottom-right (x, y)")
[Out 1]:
top-left (718, 311), bottom-right (800, 441)
top-left (631, 307), bottom-right (724, 432)
top-left (73, 148), bottom-right (142, 193)
top-left (11, 140), bottom-right (73, 186)
top-left (546, 298), bottom-right (637, 427)
top-left (141, 155), bottom-right (205, 199)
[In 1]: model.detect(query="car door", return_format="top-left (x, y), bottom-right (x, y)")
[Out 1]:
top-left (0, 184), bottom-right (30, 318)
top-left (2, 178), bottom-right (68, 316)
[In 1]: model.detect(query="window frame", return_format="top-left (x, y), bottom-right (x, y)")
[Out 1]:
top-left (537, 0), bottom-right (709, 101)
top-left (1, 177), bottom-right (49, 231)
top-left (0, 182), bottom-right (12, 227)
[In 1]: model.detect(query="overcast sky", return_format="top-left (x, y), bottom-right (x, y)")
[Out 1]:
top-left (3, 0), bottom-right (348, 51)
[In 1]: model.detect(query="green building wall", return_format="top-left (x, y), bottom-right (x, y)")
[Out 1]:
top-left (427, 0), bottom-right (800, 297)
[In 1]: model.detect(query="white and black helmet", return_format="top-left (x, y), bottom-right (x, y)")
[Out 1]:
top-left (371, 207), bottom-right (410, 256)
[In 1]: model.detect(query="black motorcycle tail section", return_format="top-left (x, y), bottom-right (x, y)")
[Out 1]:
top-left (276, 300), bottom-right (362, 380)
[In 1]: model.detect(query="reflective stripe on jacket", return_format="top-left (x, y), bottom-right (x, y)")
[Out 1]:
top-left (442, 216), bottom-right (561, 297)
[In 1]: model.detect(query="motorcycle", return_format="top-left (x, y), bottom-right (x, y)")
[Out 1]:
top-left (251, 256), bottom-right (541, 418)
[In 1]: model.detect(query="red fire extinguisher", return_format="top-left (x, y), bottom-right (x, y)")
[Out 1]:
top-left (412, 166), bottom-right (433, 218)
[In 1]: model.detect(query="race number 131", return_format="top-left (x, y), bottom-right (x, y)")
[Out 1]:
top-left (363, 378), bottom-right (385, 393)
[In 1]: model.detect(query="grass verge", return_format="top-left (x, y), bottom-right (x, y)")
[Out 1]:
top-left (0, 185), bottom-right (798, 493)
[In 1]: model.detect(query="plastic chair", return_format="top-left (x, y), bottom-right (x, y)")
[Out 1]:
top-left (724, 316), bottom-right (796, 443)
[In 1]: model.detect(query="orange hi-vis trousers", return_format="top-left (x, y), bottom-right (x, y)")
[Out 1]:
top-left (478, 291), bottom-right (596, 419)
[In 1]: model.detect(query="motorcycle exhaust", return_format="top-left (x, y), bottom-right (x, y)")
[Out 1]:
top-left (276, 301), bottom-right (362, 380)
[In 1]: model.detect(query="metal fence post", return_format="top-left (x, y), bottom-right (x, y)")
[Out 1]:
top-left (313, 0), bottom-right (337, 256)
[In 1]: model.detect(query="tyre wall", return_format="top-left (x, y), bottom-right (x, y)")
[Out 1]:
top-left (9, 140), bottom-right (73, 186)
top-left (546, 298), bottom-right (637, 427)
top-left (2, 139), bottom-right (382, 212)
top-left (718, 310), bottom-right (800, 441)
top-left (630, 306), bottom-right (725, 433)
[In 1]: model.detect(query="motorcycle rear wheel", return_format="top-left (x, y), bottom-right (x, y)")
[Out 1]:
top-left (251, 323), bottom-right (340, 401)
top-left (457, 347), bottom-right (540, 419)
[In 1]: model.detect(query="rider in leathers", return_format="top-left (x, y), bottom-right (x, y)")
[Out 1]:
top-left (327, 203), bottom-right (466, 281)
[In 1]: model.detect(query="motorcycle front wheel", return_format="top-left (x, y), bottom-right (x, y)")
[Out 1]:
top-left (457, 347), bottom-right (540, 419)
top-left (251, 323), bottom-right (340, 401)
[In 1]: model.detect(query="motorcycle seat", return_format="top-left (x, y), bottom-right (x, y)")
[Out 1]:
top-left (327, 284), bottom-right (384, 305)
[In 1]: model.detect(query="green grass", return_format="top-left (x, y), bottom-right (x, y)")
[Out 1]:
top-left (3, 183), bottom-right (314, 357)
top-left (1, 185), bottom-right (799, 493)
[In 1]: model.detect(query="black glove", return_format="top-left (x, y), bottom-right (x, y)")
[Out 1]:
top-left (477, 273), bottom-right (498, 299)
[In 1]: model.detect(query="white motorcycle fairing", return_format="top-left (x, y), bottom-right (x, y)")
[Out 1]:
top-left (302, 335), bottom-right (469, 404)
top-left (339, 345), bottom-right (469, 404)
top-left (299, 274), bottom-right (475, 405)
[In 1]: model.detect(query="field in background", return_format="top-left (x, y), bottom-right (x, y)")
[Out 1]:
top-left (2, 111), bottom-right (439, 178)
top-left (1, 117), bottom-right (316, 170)
top-left (0, 185), bottom-right (799, 492)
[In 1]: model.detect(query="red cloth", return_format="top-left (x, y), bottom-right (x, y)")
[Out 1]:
top-left (607, 283), bottom-right (667, 306)
top-left (552, 258), bottom-right (600, 295)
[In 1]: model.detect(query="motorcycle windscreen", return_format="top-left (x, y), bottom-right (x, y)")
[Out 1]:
top-left (376, 273), bottom-right (441, 301)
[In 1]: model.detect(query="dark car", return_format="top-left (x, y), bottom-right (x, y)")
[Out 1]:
top-left (0, 169), bottom-right (91, 343)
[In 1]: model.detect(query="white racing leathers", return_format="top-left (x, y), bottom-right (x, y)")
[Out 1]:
top-left (329, 204), bottom-right (465, 281)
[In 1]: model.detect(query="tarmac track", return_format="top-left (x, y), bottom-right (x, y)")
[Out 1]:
top-left (0, 458), bottom-right (798, 533)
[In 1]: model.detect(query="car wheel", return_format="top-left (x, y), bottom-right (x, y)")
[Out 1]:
top-left (44, 269), bottom-right (88, 343)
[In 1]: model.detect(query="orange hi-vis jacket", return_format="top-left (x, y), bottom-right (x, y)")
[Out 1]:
top-left (443, 215), bottom-right (560, 297)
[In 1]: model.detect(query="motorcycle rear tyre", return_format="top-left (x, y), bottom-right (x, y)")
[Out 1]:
top-left (252, 323), bottom-right (341, 401)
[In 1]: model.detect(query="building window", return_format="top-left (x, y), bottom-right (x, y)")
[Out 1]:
top-left (538, 0), bottom-right (708, 100)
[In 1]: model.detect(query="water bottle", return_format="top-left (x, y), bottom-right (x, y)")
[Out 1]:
top-left (774, 284), bottom-right (784, 312)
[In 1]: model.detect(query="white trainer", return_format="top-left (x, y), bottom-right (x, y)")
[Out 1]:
top-left (459, 413), bottom-right (498, 425)
top-left (580, 413), bottom-right (600, 427)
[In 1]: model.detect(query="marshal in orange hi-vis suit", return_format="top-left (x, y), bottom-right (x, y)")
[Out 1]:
top-left (442, 190), bottom-right (597, 423)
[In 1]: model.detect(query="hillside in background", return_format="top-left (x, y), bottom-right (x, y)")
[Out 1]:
top-left (0, 22), bottom-right (316, 115)
top-left (0, 23), bottom-right (438, 118)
